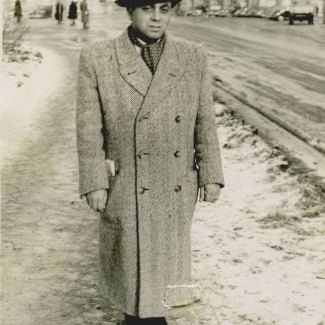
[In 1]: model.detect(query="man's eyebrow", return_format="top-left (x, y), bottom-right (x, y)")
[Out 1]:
top-left (159, 3), bottom-right (171, 7)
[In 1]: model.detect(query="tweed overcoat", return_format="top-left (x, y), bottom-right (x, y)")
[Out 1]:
top-left (76, 29), bottom-right (224, 318)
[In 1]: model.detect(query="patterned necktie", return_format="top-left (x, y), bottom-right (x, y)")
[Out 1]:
top-left (128, 25), bottom-right (166, 75)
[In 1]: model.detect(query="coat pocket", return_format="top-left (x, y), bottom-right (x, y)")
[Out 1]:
top-left (101, 174), bottom-right (120, 225)
top-left (100, 215), bottom-right (121, 230)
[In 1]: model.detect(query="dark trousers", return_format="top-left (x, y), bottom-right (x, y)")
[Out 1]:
top-left (124, 314), bottom-right (167, 325)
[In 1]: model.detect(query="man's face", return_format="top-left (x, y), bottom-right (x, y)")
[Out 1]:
top-left (128, 2), bottom-right (172, 40)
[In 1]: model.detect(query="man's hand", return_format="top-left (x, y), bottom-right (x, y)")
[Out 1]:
top-left (199, 184), bottom-right (220, 203)
top-left (86, 189), bottom-right (108, 212)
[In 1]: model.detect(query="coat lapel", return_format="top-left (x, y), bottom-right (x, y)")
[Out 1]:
top-left (137, 35), bottom-right (182, 120)
top-left (115, 30), bottom-right (152, 97)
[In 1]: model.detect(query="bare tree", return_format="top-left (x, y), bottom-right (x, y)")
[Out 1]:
top-left (2, 0), bottom-right (30, 55)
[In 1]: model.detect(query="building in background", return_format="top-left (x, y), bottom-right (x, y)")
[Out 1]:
top-left (5, 0), bottom-right (322, 22)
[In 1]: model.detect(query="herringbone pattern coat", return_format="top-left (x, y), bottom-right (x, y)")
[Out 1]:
top-left (76, 29), bottom-right (224, 318)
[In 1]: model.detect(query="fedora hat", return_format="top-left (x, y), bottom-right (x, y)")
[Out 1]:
top-left (115, 0), bottom-right (182, 8)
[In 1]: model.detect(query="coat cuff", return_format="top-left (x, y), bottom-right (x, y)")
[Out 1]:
top-left (78, 159), bottom-right (109, 198)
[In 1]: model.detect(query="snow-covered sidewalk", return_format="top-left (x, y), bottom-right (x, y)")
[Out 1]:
top-left (1, 46), bottom-right (62, 161)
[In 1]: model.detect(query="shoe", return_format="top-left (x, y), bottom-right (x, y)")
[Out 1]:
top-left (124, 314), bottom-right (141, 324)
top-left (124, 314), bottom-right (167, 325)
top-left (154, 317), bottom-right (167, 325)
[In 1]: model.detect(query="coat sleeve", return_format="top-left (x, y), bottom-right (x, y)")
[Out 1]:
top-left (76, 47), bottom-right (109, 198)
top-left (194, 48), bottom-right (225, 188)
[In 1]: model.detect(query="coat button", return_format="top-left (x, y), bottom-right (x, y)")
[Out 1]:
top-left (138, 152), bottom-right (150, 159)
top-left (175, 115), bottom-right (181, 123)
top-left (138, 113), bottom-right (150, 123)
top-left (174, 185), bottom-right (182, 192)
top-left (174, 151), bottom-right (180, 158)
top-left (139, 187), bottom-right (149, 194)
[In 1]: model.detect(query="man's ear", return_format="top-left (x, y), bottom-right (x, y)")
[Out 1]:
top-left (127, 7), bottom-right (134, 19)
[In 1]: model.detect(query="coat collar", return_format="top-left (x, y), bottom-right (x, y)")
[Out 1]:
top-left (114, 29), bottom-right (182, 98)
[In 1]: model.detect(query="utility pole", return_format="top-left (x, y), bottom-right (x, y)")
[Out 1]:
top-left (323, 0), bottom-right (325, 23)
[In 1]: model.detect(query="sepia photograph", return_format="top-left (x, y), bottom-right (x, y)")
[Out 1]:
top-left (1, 0), bottom-right (325, 324)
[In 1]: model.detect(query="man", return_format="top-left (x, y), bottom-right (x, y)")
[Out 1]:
top-left (76, 0), bottom-right (224, 324)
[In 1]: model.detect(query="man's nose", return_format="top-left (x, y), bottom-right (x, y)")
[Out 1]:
top-left (151, 8), bottom-right (161, 21)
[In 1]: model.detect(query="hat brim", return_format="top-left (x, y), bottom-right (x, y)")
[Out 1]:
top-left (115, 0), bottom-right (181, 8)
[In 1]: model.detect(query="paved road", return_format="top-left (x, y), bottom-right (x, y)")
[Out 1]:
top-left (168, 16), bottom-right (325, 153)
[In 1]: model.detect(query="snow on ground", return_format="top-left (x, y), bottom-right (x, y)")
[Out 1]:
top-left (188, 104), bottom-right (325, 325)
top-left (1, 46), bottom-right (43, 114)
top-left (1, 44), bottom-right (325, 325)
top-left (1, 45), bottom-right (62, 161)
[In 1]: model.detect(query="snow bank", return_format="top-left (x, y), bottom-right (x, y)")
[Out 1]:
top-left (1, 45), bottom-right (62, 161)
top-left (188, 102), bottom-right (325, 325)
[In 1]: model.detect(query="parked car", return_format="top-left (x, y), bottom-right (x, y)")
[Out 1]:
top-left (269, 7), bottom-right (288, 21)
top-left (286, 4), bottom-right (314, 24)
top-left (266, 7), bottom-right (280, 19)
top-left (219, 8), bottom-right (231, 17)
top-left (254, 7), bottom-right (267, 18)
top-left (233, 7), bottom-right (257, 17)
top-left (233, 7), bottom-right (247, 17)
top-left (227, 6), bottom-right (237, 14)
top-left (29, 5), bottom-right (52, 19)
top-left (265, 6), bottom-right (280, 18)
top-left (188, 9), bottom-right (203, 16)
top-left (207, 5), bottom-right (222, 16)
top-left (245, 7), bottom-right (258, 17)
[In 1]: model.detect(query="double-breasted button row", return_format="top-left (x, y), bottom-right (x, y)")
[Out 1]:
top-left (175, 115), bottom-right (181, 123)
top-left (174, 151), bottom-right (180, 158)
top-left (138, 152), bottom-right (150, 159)
top-left (140, 186), bottom-right (181, 193)
top-left (139, 187), bottom-right (150, 194)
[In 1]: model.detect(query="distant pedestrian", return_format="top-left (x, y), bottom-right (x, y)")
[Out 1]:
top-left (68, 1), bottom-right (78, 25)
top-left (14, 0), bottom-right (22, 23)
top-left (80, 0), bottom-right (89, 29)
top-left (55, 1), bottom-right (64, 24)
